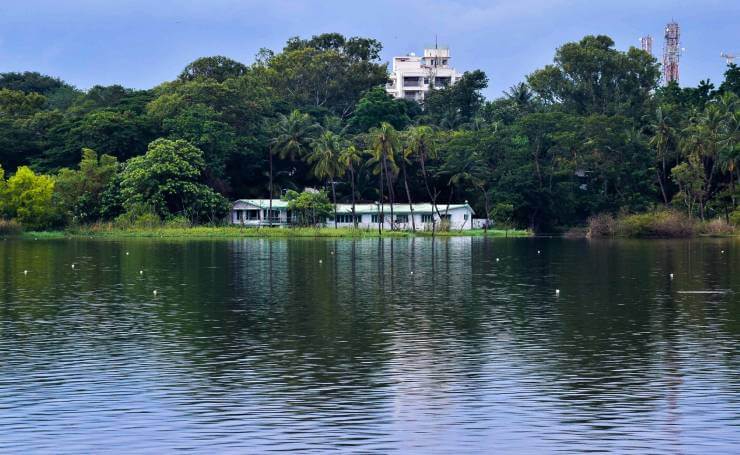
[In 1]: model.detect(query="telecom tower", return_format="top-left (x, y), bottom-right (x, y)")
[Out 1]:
top-left (640, 35), bottom-right (653, 55)
top-left (662, 21), bottom-right (681, 84)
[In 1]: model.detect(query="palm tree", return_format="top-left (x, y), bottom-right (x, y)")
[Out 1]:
top-left (406, 126), bottom-right (440, 219)
top-left (306, 131), bottom-right (345, 228)
top-left (717, 93), bottom-right (739, 209)
top-left (682, 105), bottom-right (725, 219)
top-left (646, 107), bottom-right (676, 204)
top-left (398, 144), bottom-right (417, 231)
top-left (269, 110), bottom-right (319, 226)
top-left (440, 148), bottom-right (488, 230)
top-left (339, 145), bottom-right (362, 228)
top-left (369, 122), bottom-right (400, 232)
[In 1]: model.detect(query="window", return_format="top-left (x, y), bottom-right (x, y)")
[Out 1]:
top-left (395, 214), bottom-right (408, 223)
top-left (335, 214), bottom-right (359, 224)
top-left (245, 210), bottom-right (259, 220)
top-left (421, 214), bottom-right (434, 223)
top-left (262, 209), bottom-right (280, 221)
top-left (372, 214), bottom-right (385, 223)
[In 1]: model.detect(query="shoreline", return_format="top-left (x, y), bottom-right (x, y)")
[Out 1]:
top-left (15, 226), bottom-right (533, 240)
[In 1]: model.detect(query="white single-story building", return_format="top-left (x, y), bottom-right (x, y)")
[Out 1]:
top-left (231, 199), bottom-right (477, 230)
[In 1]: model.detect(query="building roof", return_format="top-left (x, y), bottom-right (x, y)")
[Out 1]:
top-left (233, 199), bottom-right (474, 215)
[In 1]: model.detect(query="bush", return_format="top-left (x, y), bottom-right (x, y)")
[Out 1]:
top-left (164, 216), bottom-right (192, 229)
top-left (587, 213), bottom-right (616, 237)
top-left (699, 218), bottom-right (736, 236)
top-left (616, 210), bottom-right (695, 238)
top-left (0, 219), bottom-right (22, 235)
top-left (113, 204), bottom-right (162, 229)
top-left (730, 210), bottom-right (740, 227)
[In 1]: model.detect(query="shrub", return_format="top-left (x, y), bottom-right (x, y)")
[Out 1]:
top-left (164, 216), bottom-right (192, 229)
top-left (730, 210), bottom-right (740, 227)
top-left (587, 213), bottom-right (616, 237)
top-left (113, 204), bottom-right (162, 229)
top-left (699, 218), bottom-right (736, 236)
top-left (616, 210), bottom-right (695, 238)
top-left (0, 219), bottom-right (22, 235)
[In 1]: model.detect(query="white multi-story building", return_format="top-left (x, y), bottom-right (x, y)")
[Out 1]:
top-left (385, 46), bottom-right (462, 102)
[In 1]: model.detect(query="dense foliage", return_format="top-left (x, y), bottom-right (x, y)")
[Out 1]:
top-left (0, 33), bottom-right (738, 231)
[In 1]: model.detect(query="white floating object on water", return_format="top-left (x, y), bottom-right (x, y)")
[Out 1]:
top-left (410, 271), bottom-right (414, 275)
top-left (319, 259), bottom-right (323, 264)
top-left (153, 290), bottom-right (158, 295)
top-left (125, 252), bottom-right (130, 256)
top-left (555, 289), bottom-right (560, 296)
top-left (71, 264), bottom-right (75, 269)
top-left (139, 270), bottom-right (144, 275)
top-left (330, 251), bottom-right (335, 255)
top-left (23, 270), bottom-right (28, 275)
top-left (537, 250), bottom-right (541, 254)
top-left (721, 250), bottom-right (725, 254)
top-left (670, 273), bottom-right (674, 280)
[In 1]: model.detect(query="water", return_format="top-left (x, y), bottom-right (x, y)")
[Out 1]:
top-left (1, 237), bottom-right (738, 453)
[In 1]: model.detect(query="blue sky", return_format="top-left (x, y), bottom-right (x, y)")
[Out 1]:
top-left (0, 0), bottom-right (737, 98)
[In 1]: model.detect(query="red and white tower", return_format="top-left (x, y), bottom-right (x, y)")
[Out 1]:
top-left (662, 21), bottom-right (681, 84)
top-left (640, 35), bottom-right (653, 55)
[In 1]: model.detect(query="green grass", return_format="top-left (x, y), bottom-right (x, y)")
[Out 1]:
top-left (18, 225), bottom-right (532, 239)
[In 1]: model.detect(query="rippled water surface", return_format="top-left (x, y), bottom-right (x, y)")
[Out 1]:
top-left (1, 237), bottom-right (739, 453)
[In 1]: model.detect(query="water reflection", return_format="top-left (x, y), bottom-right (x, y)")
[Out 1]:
top-left (0, 237), bottom-right (738, 453)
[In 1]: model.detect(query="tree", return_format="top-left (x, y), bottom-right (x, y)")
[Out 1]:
top-left (338, 145), bottom-right (362, 228)
top-left (425, 70), bottom-right (488, 126)
top-left (178, 56), bottom-right (248, 82)
top-left (369, 122), bottom-right (400, 232)
top-left (306, 131), bottom-right (345, 227)
top-left (269, 110), bottom-right (320, 225)
top-left (54, 148), bottom-right (118, 224)
top-left (0, 166), bottom-right (56, 229)
top-left (349, 87), bottom-right (411, 132)
top-left (119, 138), bottom-right (229, 223)
top-left (284, 189), bottom-right (332, 226)
top-left (527, 35), bottom-right (660, 119)
top-left (671, 153), bottom-right (706, 217)
top-left (263, 34), bottom-right (388, 118)
top-left (405, 126), bottom-right (440, 218)
top-left (646, 108), bottom-right (677, 204)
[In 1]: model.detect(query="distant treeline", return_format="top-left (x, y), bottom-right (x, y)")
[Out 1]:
top-left (0, 33), bottom-right (738, 231)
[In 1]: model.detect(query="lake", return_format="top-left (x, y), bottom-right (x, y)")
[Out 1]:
top-left (0, 236), bottom-right (738, 453)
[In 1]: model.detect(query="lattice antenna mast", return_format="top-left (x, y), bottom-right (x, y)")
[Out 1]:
top-left (662, 21), bottom-right (681, 84)
top-left (720, 52), bottom-right (736, 65)
top-left (640, 35), bottom-right (653, 55)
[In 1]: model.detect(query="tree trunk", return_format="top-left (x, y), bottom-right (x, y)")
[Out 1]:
top-left (382, 154), bottom-right (395, 230)
top-left (402, 163), bottom-right (416, 231)
top-left (420, 154), bottom-right (442, 218)
top-left (480, 185), bottom-right (490, 234)
top-left (268, 149), bottom-right (273, 228)
top-left (331, 180), bottom-right (337, 229)
top-left (656, 168), bottom-right (668, 205)
top-left (350, 167), bottom-right (357, 229)
top-left (378, 158), bottom-right (384, 235)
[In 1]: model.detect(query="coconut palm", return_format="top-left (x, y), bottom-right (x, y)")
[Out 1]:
top-left (405, 126), bottom-right (440, 218)
top-left (368, 122), bottom-right (400, 232)
top-left (339, 145), bottom-right (363, 228)
top-left (269, 110), bottom-right (319, 225)
top-left (306, 131), bottom-right (345, 228)
top-left (646, 107), bottom-right (676, 204)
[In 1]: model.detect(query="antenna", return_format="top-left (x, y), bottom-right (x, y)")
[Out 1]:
top-left (662, 21), bottom-right (681, 85)
top-left (720, 52), bottom-right (736, 65)
top-left (640, 35), bottom-right (653, 56)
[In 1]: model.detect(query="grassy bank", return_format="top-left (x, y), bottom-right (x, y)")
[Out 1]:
top-left (586, 210), bottom-right (739, 239)
top-left (16, 225), bottom-right (532, 239)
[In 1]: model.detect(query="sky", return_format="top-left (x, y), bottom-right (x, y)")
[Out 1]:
top-left (0, 0), bottom-right (738, 98)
